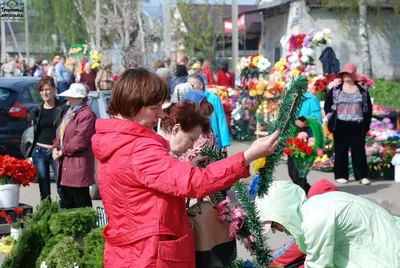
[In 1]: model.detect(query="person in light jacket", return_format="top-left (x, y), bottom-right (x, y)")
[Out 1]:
top-left (91, 68), bottom-right (280, 267)
top-left (255, 181), bottom-right (400, 268)
top-left (188, 74), bottom-right (231, 149)
top-left (52, 83), bottom-right (97, 209)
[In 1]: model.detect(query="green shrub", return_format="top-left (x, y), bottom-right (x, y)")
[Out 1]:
top-left (369, 79), bottom-right (400, 110)
top-left (28, 200), bottom-right (60, 243)
top-left (36, 235), bottom-right (67, 268)
top-left (44, 236), bottom-right (83, 268)
top-left (81, 227), bottom-right (105, 268)
top-left (1, 224), bottom-right (44, 268)
top-left (49, 208), bottom-right (98, 238)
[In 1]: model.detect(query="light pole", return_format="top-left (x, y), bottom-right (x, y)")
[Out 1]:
top-left (25, 0), bottom-right (29, 64)
top-left (163, 0), bottom-right (171, 57)
top-left (232, 0), bottom-right (238, 76)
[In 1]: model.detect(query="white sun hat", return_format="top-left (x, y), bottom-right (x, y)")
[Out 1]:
top-left (58, 83), bottom-right (87, 98)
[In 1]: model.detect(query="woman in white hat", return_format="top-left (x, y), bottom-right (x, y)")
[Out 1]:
top-left (52, 83), bottom-right (97, 208)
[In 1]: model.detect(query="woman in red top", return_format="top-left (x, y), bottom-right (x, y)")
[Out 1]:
top-left (201, 60), bottom-right (215, 85)
top-left (216, 60), bottom-right (235, 88)
top-left (91, 68), bottom-right (280, 267)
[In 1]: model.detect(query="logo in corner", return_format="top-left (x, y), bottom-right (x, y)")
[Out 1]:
top-left (1, 0), bottom-right (25, 21)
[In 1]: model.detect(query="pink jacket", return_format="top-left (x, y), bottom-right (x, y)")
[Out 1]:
top-left (91, 119), bottom-right (250, 267)
top-left (53, 104), bottom-right (96, 187)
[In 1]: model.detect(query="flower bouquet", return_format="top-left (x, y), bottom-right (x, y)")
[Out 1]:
top-left (0, 155), bottom-right (37, 208)
top-left (308, 74), bottom-right (336, 100)
top-left (284, 117), bottom-right (324, 177)
top-left (0, 207), bottom-right (25, 240)
top-left (0, 155), bottom-right (37, 186)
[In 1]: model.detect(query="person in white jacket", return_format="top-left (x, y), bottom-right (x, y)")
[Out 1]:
top-left (255, 181), bottom-right (400, 268)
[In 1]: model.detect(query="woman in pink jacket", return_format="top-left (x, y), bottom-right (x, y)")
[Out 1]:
top-left (91, 68), bottom-right (280, 267)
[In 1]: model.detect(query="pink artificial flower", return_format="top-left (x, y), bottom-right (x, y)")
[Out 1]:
top-left (328, 78), bottom-right (342, 89)
top-left (308, 137), bottom-right (315, 146)
top-left (216, 196), bottom-right (231, 210)
top-left (297, 131), bottom-right (308, 140)
top-left (228, 220), bottom-right (240, 238)
top-left (230, 206), bottom-right (244, 219)
top-left (317, 148), bottom-right (324, 157)
top-left (218, 213), bottom-right (228, 223)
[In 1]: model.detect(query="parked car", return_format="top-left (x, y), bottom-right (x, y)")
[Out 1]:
top-left (20, 90), bottom-right (111, 199)
top-left (0, 77), bottom-right (41, 158)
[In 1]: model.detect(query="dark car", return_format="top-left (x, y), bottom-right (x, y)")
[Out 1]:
top-left (0, 77), bottom-right (41, 158)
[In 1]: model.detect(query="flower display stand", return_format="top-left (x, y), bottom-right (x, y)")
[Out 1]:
top-left (0, 203), bottom-right (33, 235)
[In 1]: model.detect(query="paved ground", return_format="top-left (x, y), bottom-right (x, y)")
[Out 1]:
top-left (1, 141), bottom-right (399, 264)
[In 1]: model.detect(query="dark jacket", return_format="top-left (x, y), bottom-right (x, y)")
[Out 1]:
top-left (26, 99), bottom-right (69, 158)
top-left (52, 104), bottom-right (96, 187)
top-left (324, 83), bottom-right (372, 135)
top-left (319, 47), bottom-right (340, 75)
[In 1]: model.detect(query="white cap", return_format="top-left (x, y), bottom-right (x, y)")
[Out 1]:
top-left (58, 83), bottom-right (87, 98)
top-left (42, 60), bottom-right (49, 65)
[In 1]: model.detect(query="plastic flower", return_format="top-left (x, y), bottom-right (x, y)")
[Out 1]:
top-left (230, 206), bottom-right (244, 218)
top-left (252, 157), bottom-right (266, 172)
top-left (252, 56), bottom-right (261, 68)
top-left (290, 69), bottom-right (301, 77)
top-left (297, 132), bottom-right (309, 140)
top-left (228, 220), bottom-right (240, 238)
top-left (317, 148), bottom-right (324, 157)
top-left (258, 57), bottom-right (271, 71)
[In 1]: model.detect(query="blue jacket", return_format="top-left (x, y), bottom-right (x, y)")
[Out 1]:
top-left (205, 91), bottom-right (231, 149)
top-left (298, 92), bottom-right (322, 123)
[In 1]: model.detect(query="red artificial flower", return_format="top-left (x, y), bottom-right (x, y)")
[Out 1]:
top-left (326, 74), bottom-right (336, 82)
top-left (249, 63), bottom-right (254, 69)
top-left (294, 138), bottom-right (302, 148)
top-left (300, 142), bottom-right (308, 152)
top-left (5, 215), bottom-right (12, 225)
top-left (305, 146), bottom-right (313, 155)
top-left (284, 148), bottom-right (293, 155)
top-left (14, 208), bottom-right (24, 215)
top-left (286, 137), bottom-right (294, 145)
top-left (0, 210), bottom-right (6, 218)
top-left (0, 166), bottom-right (3, 177)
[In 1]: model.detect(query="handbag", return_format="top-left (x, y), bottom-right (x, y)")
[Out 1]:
top-left (187, 199), bottom-right (237, 268)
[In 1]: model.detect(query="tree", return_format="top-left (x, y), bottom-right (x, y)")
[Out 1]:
top-left (317, 0), bottom-right (400, 77)
top-left (26, 0), bottom-right (149, 65)
top-left (173, 0), bottom-right (224, 61)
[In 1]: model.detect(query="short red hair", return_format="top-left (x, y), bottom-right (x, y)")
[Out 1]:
top-left (161, 101), bottom-right (210, 134)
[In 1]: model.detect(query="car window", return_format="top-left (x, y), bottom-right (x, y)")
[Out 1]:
top-left (0, 88), bottom-right (11, 101)
top-left (26, 84), bottom-right (42, 103)
top-left (89, 99), bottom-right (100, 118)
top-left (20, 88), bottom-right (32, 103)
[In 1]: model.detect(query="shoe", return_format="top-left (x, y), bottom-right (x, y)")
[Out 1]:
top-left (360, 178), bottom-right (371, 185)
top-left (335, 178), bottom-right (348, 184)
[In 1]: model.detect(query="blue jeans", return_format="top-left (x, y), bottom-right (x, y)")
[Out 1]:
top-left (32, 145), bottom-right (61, 200)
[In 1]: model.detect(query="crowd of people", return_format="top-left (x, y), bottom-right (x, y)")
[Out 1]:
top-left (0, 55), bottom-right (114, 93)
top-left (12, 53), bottom-right (400, 267)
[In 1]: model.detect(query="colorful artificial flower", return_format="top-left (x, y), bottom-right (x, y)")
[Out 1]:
top-left (258, 57), bottom-right (271, 72)
top-left (252, 157), bottom-right (266, 173)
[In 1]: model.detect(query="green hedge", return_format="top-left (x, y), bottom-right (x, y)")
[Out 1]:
top-left (369, 79), bottom-right (400, 110)
top-left (49, 208), bottom-right (98, 238)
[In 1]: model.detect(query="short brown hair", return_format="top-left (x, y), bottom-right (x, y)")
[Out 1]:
top-left (161, 101), bottom-right (210, 134)
top-left (39, 76), bottom-right (56, 91)
top-left (107, 68), bottom-right (169, 118)
top-left (153, 60), bottom-right (165, 71)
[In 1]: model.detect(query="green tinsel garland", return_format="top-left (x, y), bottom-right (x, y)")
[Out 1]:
top-left (257, 76), bottom-right (308, 198)
top-left (289, 117), bottom-right (325, 178)
top-left (200, 76), bottom-right (308, 268)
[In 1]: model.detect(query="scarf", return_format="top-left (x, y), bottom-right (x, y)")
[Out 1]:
top-left (59, 103), bottom-right (85, 148)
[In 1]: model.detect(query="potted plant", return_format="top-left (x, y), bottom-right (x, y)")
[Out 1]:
top-left (0, 207), bottom-right (25, 240)
top-left (0, 155), bottom-right (37, 208)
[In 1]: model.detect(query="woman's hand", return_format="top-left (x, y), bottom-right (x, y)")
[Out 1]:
top-left (244, 131), bottom-right (280, 166)
top-left (52, 148), bottom-right (62, 160)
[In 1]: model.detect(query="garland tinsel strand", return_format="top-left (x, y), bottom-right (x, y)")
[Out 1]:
top-left (257, 76), bottom-right (308, 197)
top-left (232, 180), bottom-right (272, 267)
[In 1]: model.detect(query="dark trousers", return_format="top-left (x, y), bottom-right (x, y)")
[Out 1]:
top-left (287, 157), bottom-right (311, 195)
top-left (334, 120), bottom-right (368, 180)
top-left (60, 186), bottom-right (92, 209)
top-left (32, 145), bottom-right (61, 200)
